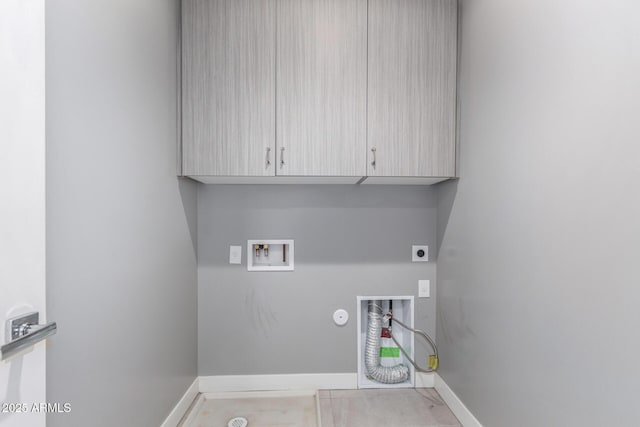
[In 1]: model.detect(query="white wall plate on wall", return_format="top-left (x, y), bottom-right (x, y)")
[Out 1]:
top-left (333, 309), bottom-right (349, 326)
top-left (412, 245), bottom-right (429, 262)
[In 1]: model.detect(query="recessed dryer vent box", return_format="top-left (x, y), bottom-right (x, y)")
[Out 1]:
top-left (357, 296), bottom-right (415, 389)
top-left (247, 240), bottom-right (294, 271)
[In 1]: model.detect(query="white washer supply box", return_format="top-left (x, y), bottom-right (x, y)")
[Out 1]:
top-left (247, 240), bottom-right (294, 271)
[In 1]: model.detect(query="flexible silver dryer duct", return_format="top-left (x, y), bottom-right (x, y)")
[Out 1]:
top-left (364, 300), bottom-right (409, 384)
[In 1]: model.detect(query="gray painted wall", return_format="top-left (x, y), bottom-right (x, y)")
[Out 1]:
top-left (437, 1), bottom-right (640, 426)
top-left (46, 0), bottom-right (198, 426)
top-left (198, 185), bottom-right (437, 375)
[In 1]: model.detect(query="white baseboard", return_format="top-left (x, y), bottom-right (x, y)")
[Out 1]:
top-left (434, 373), bottom-right (482, 427)
top-left (161, 378), bottom-right (200, 427)
top-left (197, 372), bottom-right (437, 394)
top-left (199, 373), bottom-right (358, 393)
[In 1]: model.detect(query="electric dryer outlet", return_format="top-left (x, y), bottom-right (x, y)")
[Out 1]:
top-left (412, 245), bottom-right (429, 262)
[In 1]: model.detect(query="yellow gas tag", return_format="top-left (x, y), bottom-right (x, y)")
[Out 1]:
top-left (428, 355), bottom-right (439, 370)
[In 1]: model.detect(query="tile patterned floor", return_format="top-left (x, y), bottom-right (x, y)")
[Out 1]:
top-left (185, 394), bottom-right (318, 427)
top-left (319, 388), bottom-right (461, 427)
top-left (181, 388), bottom-right (460, 427)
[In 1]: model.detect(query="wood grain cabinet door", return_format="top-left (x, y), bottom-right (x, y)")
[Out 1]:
top-left (368, 0), bottom-right (457, 177)
top-left (182, 0), bottom-right (276, 176)
top-left (277, 0), bottom-right (367, 176)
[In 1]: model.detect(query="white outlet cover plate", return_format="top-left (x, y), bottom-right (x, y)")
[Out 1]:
top-left (418, 280), bottom-right (430, 298)
top-left (229, 245), bottom-right (242, 264)
top-left (412, 245), bottom-right (429, 262)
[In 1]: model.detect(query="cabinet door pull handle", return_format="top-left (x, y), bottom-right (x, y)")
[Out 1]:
top-left (266, 147), bottom-right (271, 167)
top-left (280, 147), bottom-right (285, 168)
top-left (371, 148), bottom-right (377, 169)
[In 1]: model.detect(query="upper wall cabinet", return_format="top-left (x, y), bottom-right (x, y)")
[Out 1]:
top-left (182, 0), bottom-right (276, 176)
top-left (367, 0), bottom-right (457, 179)
top-left (181, 0), bottom-right (457, 184)
top-left (277, 0), bottom-right (367, 177)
